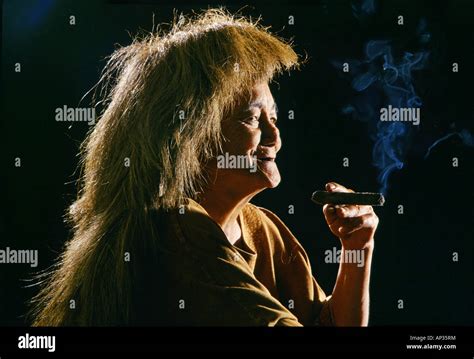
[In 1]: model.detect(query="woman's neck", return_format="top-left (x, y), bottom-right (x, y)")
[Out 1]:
top-left (198, 187), bottom-right (256, 245)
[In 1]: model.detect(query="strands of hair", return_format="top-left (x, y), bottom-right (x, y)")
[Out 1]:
top-left (29, 8), bottom-right (299, 326)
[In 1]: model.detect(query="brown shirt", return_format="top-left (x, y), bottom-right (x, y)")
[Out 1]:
top-left (137, 198), bottom-right (334, 326)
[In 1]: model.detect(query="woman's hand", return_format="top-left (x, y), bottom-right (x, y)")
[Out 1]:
top-left (322, 182), bottom-right (379, 250)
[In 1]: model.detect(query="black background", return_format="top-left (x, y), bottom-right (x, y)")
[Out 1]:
top-left (1, 0), bottom-right (473, 328)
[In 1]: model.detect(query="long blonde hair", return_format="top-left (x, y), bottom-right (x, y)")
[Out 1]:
top-left (31, 8), bottom-right (299, 326)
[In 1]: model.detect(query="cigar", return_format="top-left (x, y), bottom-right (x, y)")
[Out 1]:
top-left (311, 191), bottom-right (385, 206)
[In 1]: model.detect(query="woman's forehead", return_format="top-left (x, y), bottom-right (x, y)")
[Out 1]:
top-left (238, 83), bottom-right (276, 111)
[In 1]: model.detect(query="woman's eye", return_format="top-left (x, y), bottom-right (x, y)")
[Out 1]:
top-left (243, 116), bottom-right (259, 127)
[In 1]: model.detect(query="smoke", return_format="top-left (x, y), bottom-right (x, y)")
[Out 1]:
top-left (424, 129), bottom-right (474, 159)
top-left (352, 0), bottom-right (376, 19)
top-left (333, 38), bottom-right (430, 194)
top-left (332, 1), bottom-right (473, 195)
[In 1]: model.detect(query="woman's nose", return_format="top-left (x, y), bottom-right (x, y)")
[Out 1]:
top-left (260, 119), bottom-right (280, 149)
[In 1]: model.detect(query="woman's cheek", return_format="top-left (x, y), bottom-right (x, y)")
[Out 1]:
top-left (244, 128), bottom-right (261, 149)
top-left (221, 120), bottom-right (261, 154)
top-left (233, 128), bottom-right (261, 153)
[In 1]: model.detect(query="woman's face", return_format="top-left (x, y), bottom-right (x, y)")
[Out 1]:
top-left (219, 82), bottom-right (282, 191)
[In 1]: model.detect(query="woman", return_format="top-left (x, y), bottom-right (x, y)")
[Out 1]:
top-left (31, 8), bottom-right (378, 326)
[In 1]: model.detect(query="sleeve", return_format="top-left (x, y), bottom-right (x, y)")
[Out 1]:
top-left (256, 207), bottom-right (335, 326)
top-left (165, 207), bottom-right (305, 326)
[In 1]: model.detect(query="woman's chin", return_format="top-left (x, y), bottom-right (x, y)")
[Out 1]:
top-left (258, 170), bottom-right (281, 189)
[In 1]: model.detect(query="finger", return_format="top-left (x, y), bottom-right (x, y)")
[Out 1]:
top-left (328, 213), bottom-right (376, 234)
top-left (328, 216), bottom-right (351, 234)
top-left (335, 204), bottom-right (373, 218)
top-left (326, 182), bottom-right (355, 193)
top-left (338, 213), bottom-right (379, 235)
top-left (323, 204), bottom-right (338, 225)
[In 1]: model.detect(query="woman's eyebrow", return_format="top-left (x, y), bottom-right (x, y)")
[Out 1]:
top-left (247, 101), bottom-right (278, 114)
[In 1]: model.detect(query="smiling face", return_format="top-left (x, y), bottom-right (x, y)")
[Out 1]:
top-left (218, 82), bottom-right (282, 192)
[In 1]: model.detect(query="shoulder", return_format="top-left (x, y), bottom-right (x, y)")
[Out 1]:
top-left (242, 202), bottom-right (294, 237)
top-left (248, 204), bottom-right (288, 227)
top-left (241, 203), bottom-right (305, 259)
